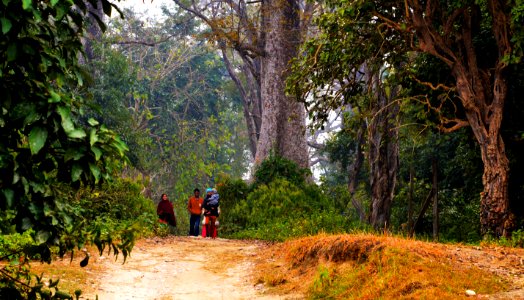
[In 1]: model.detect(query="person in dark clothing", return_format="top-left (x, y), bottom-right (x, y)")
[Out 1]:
top-left (157, 193), bottom-right (176, 227)
top-left (202, 188), bottom-right (219, 238)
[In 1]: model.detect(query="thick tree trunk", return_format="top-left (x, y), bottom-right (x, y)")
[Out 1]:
top-left (407, 0), bottom-right (515, 237)
top-left (368, 85), bottom-right (399, 231)
top-left (454, 68), bottom-right (514, 237)
top-left (255, 0), bottom-right (309, 169)
top-left (478, 130), bottom-right (512, 237)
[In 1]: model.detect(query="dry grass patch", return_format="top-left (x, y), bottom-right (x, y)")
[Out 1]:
top-left (29, 247), bottom-right (103, 297)
top-left (255, 234), bottom-right (511, 299)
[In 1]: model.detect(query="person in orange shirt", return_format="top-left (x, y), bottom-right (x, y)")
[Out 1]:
top-left (187, 188), bottom-right (204, 236)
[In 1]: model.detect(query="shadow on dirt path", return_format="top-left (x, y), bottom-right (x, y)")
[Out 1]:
top-left (83, 236), bottom-right (290, 300)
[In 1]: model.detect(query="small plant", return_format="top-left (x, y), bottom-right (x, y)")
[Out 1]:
top-left (311, 265), bottom-right (333, 298)
top-left (492, 229), bottom-right (524, 248)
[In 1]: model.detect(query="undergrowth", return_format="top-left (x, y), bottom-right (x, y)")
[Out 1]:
top-left (217, 154), bottom-right (360, 241)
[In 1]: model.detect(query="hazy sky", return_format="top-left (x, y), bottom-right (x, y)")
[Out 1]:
top-left (119, 0), bottom-right (174, 19)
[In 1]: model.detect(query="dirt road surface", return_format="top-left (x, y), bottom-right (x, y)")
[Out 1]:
top-left (82, 236), bottom-right (287, 300)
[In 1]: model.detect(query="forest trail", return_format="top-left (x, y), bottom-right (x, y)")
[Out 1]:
top-left (82, 236), bottom-right (292, 300)
top-left (42, 235), bottom-right (524, 300)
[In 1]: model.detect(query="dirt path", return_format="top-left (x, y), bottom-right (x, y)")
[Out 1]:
top-left (36, 235), bottom-right (524, 299)
top-left (82, 236), bottom-right (286, 300)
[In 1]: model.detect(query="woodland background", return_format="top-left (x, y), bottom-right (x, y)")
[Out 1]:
top-left (1, 0), bottom-right (524, 297)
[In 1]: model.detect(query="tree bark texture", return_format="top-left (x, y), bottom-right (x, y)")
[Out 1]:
top-left (348, 122), bottom-right (366, 221)
top-left (368, 77), bottom-right (399, 230)
top-left (255, 0), bottom-right (309, 169)
top-left (405, 0), bottom-right (515, 237)
top-left (81, 0), bottom-right (104, 62)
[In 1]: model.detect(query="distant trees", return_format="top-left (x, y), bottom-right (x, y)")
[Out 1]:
top-left (87, 9), bottom-right (250, 196)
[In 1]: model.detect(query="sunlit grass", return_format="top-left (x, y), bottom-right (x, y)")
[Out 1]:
top-left (255, 233), bottom-right (510, 299)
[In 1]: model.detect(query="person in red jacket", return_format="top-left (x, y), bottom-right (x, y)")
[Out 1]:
top-left (157, 193), bottom-right (176, 227)
top-left (187, 188), bottom-right (204, 236)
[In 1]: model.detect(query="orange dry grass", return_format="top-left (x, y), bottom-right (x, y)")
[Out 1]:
top-left (255, 233), bottom-right (511, 299)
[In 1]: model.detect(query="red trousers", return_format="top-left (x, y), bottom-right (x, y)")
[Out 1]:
top-left (205, 216), bottom-right (218, 238)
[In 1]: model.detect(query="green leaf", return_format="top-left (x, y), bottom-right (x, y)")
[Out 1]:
top-left (28, 126), bottom-right (48, 155)
top-left (111, 137), bottom-right (129, 156)
top-left (65, 147), bottom-right (85, 161)
top-left (91, 146), bottom-right (102, 161)
top-left (67, 128), bottom-right (86, 139)
top-left (36, 230), bottom-right (50, 244)
top-left (22, 0), bottom-right (31, 10)
top-left (2, 189), bottom-right (14, 208)
top-left (89, 129), bottom-right (99, 146)
top-left (71, 163), bottom-right (83, 182)
top-left (22, 218), bottom-right (32, 230)
top-left (1, 17), bottom-right (12, 34)
top-left (57, 106), bottom-right (74, 132)
top-left (50, 0), bottom-right (58, 6)
top-left (89, 163), bottom-right (101, 183)
top-left (48, 91), bottom-right (61, 103)
top-left (7, 43), bottom-right (17, 61)
top-left (87, 118), bottom-right (99, 126)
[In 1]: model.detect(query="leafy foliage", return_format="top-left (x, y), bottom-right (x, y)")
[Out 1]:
top-left (253, 153), bottom-right (311, 188)
top-left (88, 9), bottom-right (250, 200)
top-left (218, 157), bottom-right (353, 241)
top-left (0, 0), bottom-right (140, 297)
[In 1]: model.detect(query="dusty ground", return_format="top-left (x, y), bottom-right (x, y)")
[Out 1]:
top-left (81, 236), bottom-right (290, 300)
top-left (32, 235), bottom-right (524, 300)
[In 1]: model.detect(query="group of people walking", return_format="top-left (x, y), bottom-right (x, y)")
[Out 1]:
top-left (156, 187), bottom-right (220, 238)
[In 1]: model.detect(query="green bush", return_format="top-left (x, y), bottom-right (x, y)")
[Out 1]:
top-left (224, 178), bottom-right (351, 241)
top-left (253, 153), bottom-right (311, 187)
top-left (215, 173), bottom-right (251, 234)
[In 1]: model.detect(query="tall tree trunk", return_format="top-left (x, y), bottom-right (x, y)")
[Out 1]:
top-left (255, 0), bottom-right (309, 168)
top-left (368, 82), bottom-right (399, 230)
top-left (453, 68), bottom-right (513, 237)
top-left (81, 0), bottom-right (104, 62)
